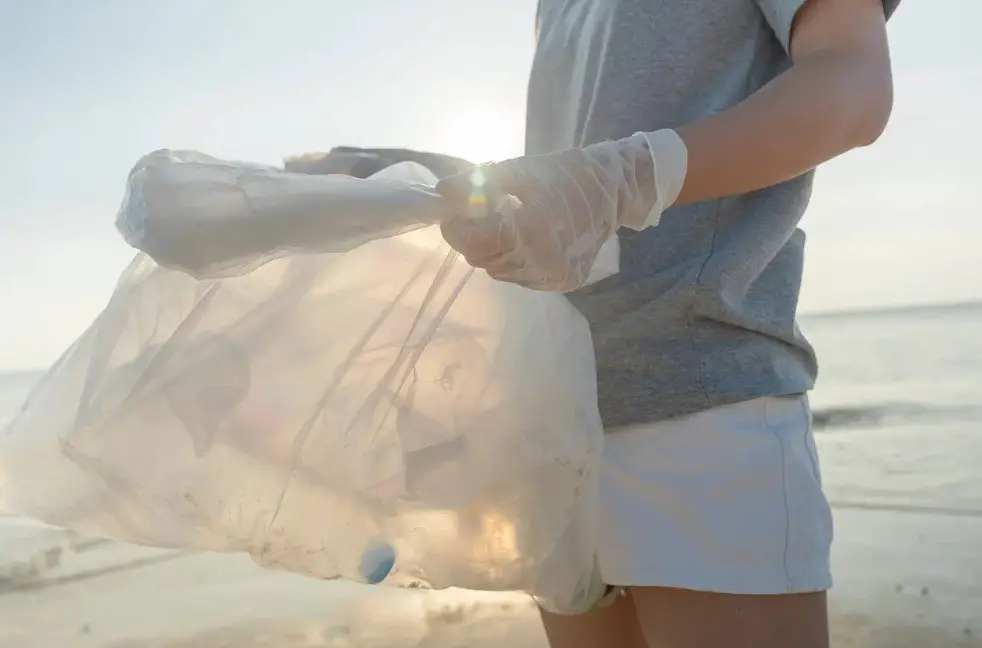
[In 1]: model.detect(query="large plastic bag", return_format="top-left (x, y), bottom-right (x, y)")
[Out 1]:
top-left (0, 152), bottom-right (607, 613)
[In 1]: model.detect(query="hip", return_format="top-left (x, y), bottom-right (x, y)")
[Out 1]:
top-left (596, 394), bottom-right (834, 593)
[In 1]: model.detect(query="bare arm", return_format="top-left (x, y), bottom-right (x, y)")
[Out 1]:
top-left (674, 0), bottom-right (894, 205)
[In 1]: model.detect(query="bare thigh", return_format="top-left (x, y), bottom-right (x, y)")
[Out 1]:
top-left (540, 591), bottom-right (647, 648)
top-left (540, 587), bottom-right (829, 648)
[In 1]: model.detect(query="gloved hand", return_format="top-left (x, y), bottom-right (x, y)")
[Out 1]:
top-left (436, 130), bottom-right (688, 291)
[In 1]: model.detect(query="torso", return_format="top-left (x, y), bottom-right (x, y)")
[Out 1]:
top-left (526, 0), bottom-right (818, 427)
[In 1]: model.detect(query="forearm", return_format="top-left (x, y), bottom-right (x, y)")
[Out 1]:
top-left (673, 48), bottom-right (893, 205)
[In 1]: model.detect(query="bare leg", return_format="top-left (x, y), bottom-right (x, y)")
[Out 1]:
top-left (632, 587), bottom-right (829, 648)
top-left (539, 591), bottom-right (647, 648)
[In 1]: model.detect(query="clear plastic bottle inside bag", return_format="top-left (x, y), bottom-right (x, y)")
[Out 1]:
top-left (0, 153), bottom-right (608, 613)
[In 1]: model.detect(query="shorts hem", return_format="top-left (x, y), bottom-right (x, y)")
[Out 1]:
top-left (600, 569), bottom-right (832, 596)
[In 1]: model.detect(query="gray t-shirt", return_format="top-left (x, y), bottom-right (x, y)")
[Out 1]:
top-left (526, 0), bottom-right (900, 427)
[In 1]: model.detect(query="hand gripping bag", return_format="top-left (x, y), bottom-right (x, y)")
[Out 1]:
top-left (0, 151), bottom-right (607, 613)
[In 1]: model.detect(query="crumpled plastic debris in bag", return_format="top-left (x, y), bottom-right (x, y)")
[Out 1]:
top-left (0, 150), bottom-right (612, 613)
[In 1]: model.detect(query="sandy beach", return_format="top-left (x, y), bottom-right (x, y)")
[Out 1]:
top-left (0, 520), bottom-right (542, 648)
top-left (2, 506), bottom-right (979, 648)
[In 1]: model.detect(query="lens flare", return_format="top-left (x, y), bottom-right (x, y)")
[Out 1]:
top-left (466, 167), bottom-right (489, 218)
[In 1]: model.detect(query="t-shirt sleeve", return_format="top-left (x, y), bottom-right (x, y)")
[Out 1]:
top-left (755, 0), bottom-right (903, 53)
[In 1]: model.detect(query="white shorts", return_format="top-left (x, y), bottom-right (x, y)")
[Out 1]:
top-left (597, 394), bottom-right (833, 594)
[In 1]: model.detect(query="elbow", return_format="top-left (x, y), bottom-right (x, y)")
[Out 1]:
top-left (854, 77), bottom-right (893, 147)
top-left (819, 64), bottom-right (893, 154)
top-left (813, 47), bottom-right (895, 150)
top-left (807, 52), bottom-right (895, 154)
top-left (846, 50), bottom-right (894, 148)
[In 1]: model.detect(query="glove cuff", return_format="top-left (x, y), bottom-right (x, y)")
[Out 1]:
top-left (624, 129), bottom-right (688, 231)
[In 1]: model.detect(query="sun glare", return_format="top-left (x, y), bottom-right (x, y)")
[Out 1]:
top-left (432, 107), bottom-right (524, 165)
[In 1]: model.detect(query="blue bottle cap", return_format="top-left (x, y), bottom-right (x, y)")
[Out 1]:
top-left (359, 541), bottom-right (396, 585)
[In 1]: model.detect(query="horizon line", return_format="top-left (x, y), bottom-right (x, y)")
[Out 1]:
top-left (802, 297), bottom-right (982, 319)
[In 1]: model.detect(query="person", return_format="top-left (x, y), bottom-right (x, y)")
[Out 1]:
top-left (435, 0), bottom-right (901, 646)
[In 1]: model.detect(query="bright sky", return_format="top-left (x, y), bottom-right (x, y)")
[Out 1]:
top-left (0, 0), bottom-right (978, 369)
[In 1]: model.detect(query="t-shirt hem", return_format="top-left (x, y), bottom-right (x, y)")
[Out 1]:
top-left (600, 379), bottom-right (816, 430)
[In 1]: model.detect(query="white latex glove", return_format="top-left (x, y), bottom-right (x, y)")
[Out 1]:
top-left (436, 130), bottom-right (688, 292)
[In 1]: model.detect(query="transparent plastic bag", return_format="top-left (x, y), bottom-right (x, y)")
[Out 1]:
top-left (0, 152), bottom-right (607, 613)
